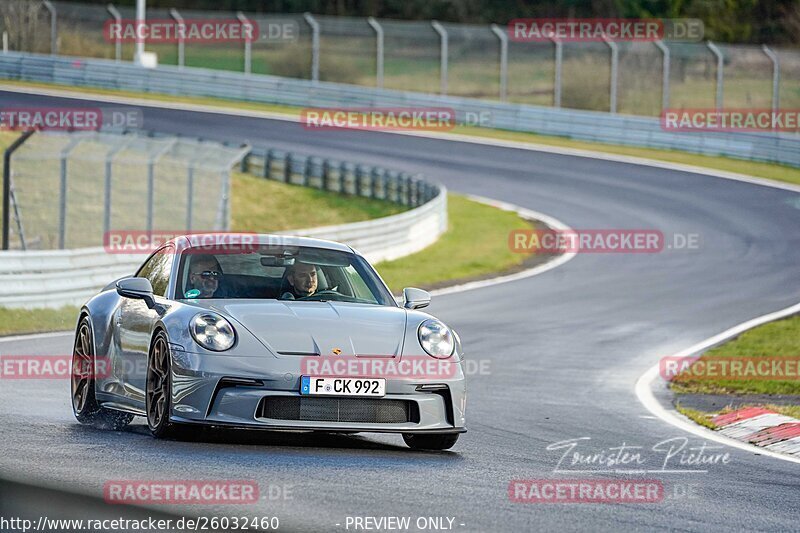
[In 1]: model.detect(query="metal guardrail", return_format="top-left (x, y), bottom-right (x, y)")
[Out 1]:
top-left (0, 52), bottom-right (798, 168)
top-left (0, 132), bottom-right (447, 308)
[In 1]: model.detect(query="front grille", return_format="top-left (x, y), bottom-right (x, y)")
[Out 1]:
top-left (257, 396), bottom-right (419, 424)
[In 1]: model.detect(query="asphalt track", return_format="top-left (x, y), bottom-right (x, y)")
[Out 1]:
top-left (1, 90), bottom-right (800, 532)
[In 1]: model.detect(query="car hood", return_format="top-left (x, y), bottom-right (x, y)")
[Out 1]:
top-left (205, 300), bottom-right (407, 357)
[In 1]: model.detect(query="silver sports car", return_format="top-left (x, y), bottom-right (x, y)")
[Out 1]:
top-left (71, 234), bottom-right (466, 450)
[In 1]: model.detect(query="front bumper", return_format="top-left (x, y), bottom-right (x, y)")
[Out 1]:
top-left (169, 349), bottom-right (467, 433)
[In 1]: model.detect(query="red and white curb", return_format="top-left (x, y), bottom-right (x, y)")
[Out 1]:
top-left (711, 407), bottom-right (800, 457)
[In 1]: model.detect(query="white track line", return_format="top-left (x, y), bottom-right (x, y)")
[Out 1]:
top-left (0, 330), bottom-right (72, 343)
top-left (635, 302), bottom-right (800, 465)
top-left (430, 194), bottom-right (576, 298)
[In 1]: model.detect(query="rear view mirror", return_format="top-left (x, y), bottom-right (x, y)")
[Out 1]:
top-left (403, 287), bottom-right (431, 310)
top-left (260, 256), bottom-right (295, 267)
top-left (116, 278), bottom-right (156, 309)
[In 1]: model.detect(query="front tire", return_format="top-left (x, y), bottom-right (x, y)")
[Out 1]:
top-left (146, 330), bottom-right (181, 439)
top-left (71, 316), bottom-right (133, 430)
top-left (402, 433), bottom-right (459, 451)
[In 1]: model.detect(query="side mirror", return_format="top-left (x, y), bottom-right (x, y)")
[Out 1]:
top-left (403, 287), bottom-right (431, 310)
top-left (116, 278), bottom-right (156, 309)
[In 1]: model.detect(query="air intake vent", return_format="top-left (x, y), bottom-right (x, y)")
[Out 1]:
top-left (257, 397), bottom-right (419, 424)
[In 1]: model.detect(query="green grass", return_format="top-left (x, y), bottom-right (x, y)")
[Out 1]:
top-left (376, 194), bottom-right (534, 292)
top-left (675, 404), bottom-right (718, 430)
top-left (231, 172), bottom-right (404, 232)
top-left (768, 404), bottom-right (800, 419)
top-left (0, 306), bottom-right (80, 336)
top-left (3, 79), bottom-right (798, 187)
top-left (670, 315), bottom-right (800, 396)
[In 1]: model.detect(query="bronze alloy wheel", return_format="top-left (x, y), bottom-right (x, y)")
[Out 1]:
top-left (70, 316), bottom-right (133, 430)
top-left (146, 331), bottom-right (181, 439)
top-left (146, 333), bottom-right (170, 431)
top-left (71, 321), bottom-right (93, 415)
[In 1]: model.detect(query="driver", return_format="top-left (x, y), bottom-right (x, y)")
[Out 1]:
top-left (281, 262), bottom-right (318, 299)
top-left (187, 255), bottom-right (223, 298)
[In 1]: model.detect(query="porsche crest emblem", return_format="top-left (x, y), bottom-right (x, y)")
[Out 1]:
top-left (332, 348), bottom-right (342, 355)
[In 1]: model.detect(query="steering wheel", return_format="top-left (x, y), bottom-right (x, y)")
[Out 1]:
top-left (297, 289), bottom-right (345, 301)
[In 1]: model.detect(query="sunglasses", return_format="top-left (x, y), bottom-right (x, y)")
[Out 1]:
top-left (192, 270), bottom-right (221, 279)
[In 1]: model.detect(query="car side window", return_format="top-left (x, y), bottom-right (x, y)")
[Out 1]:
top-left (136, 246), bottom-right (173, 297)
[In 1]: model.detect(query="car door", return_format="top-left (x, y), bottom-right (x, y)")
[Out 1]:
top-left (117, 245), bottom-right (174, 403)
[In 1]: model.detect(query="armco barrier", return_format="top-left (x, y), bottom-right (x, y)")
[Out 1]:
top-left (0, 136), bottom-right (447, 309)
top-left (0, 52), bottom-right (798, 167)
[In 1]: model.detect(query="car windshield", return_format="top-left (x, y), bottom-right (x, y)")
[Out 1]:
top-left (176, 245), bottom-right (396, 306)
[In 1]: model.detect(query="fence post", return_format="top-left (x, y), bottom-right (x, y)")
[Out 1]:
top-left (654, 40), bottom-right (670, 113)
top-left (263, 149), bottom-right (273, 178)
top-left (41, 1), bottom-right (57, 55)
top-left (169, 8), bottom-right (185, 70)
top-left (549, 35), bottom-right (562, 108)
top-left (221, 170), bottom-right (231, 230)
top-left (431, 21), bottom-right (448, 95)
top-left (603, 35), bottom-right (618, 114)
top-left (133, 0), bottom-right (145, 64)
top-left (304, 13), bottom-right (320, 84)
top-left (762, 45), bottom-right (780, 114)
top-left (57, 136), bottom-right (83, 250)
top-left (236, 12), bottom-right (252, 75)
top-left (706, 41), bottom-right (724, 110)
top-left (146, 139), bottom-right (176, 235)
top-left (107, 4), bottom-right (122, 62)
top-left (367, 17), bottom-right (384, 89)
top-left (185, 166), bottom-right (194, 230)
top-left (2, 130), bottom-right (35, 251)
top-left (104, 138), bottom-right (130, 237)
top-left (146, 162), bottom-right (155, 234)
top-left (490, 24), bottom-right (508, 101)
top-left (284, 152), bottom-right (292, 183)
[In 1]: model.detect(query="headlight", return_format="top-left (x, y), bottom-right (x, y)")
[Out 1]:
top-left (418, 319), bottom-right (455, 359)
top-left (190, 313), bottom-right (236, 351)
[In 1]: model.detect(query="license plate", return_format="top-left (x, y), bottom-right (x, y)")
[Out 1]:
top-left (301, 376), bottom-right (386, 397)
